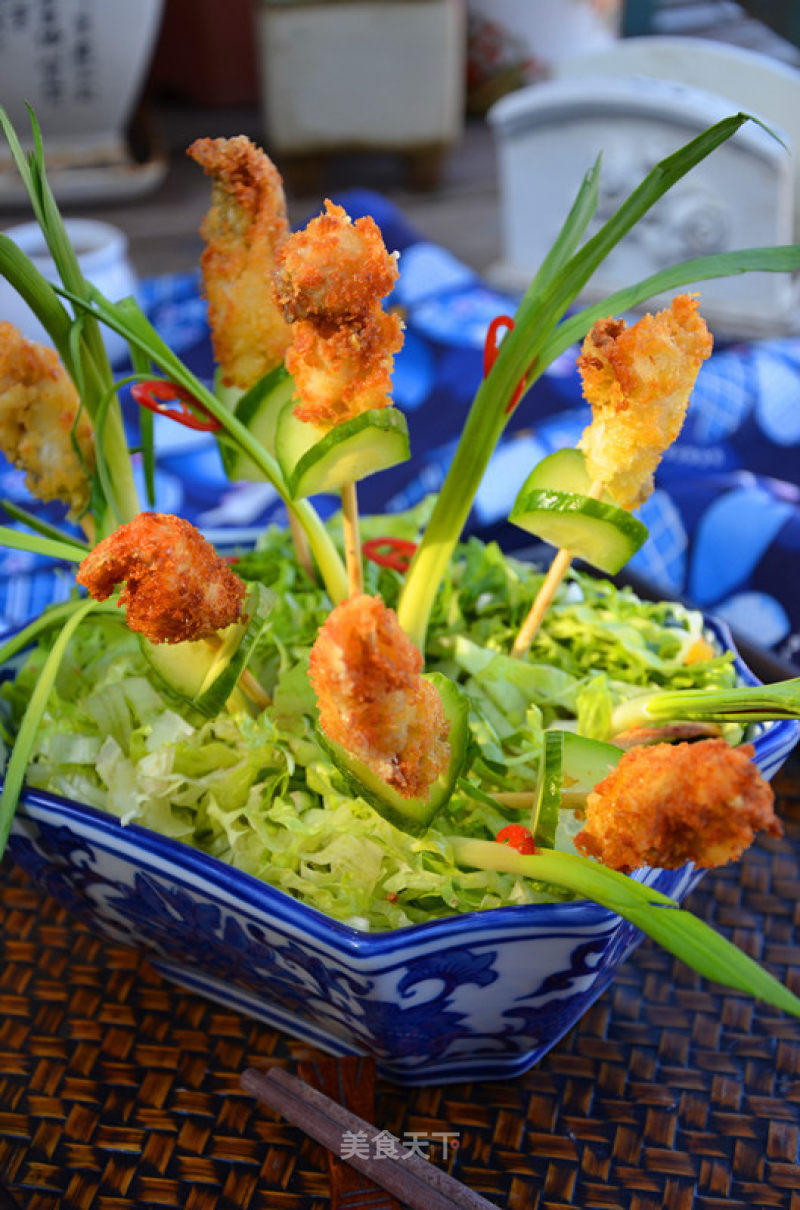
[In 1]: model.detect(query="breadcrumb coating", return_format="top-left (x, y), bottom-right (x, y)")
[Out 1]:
top-left (188, 136), bottom-right (292, 389)
top-left (77, 512), bottom-right (246, 644)
top-left (575, 737), bottom-right (780, 873)
top-left (274, 200), bottom-right (399, 322)
top-left (286, 309), bottom-right (403, 427)
top-left (0, 322), bottom-right (94, 514)
top-left (275, 200), bottom-right (404, 429)
top-left (308, 593), bottom-right (450, 799)
top-left (577, 294), bottom-right (713, 509)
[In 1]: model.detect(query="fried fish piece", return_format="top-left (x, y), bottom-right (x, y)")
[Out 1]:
top-left (575, 737), bottom-right (780, 873)
top-left (286, 309), bottom-right (403, 427)
top-left (577, 294), bottom-right (713, 509)
top-left (77, 512), bottom-right (246, 644)
top-left (188, 135), bottom-right (292, 389)
top-left (0, 322), bottom-right (94, 515)
top-left (274, 200), bottom-right (404, 429)
top-left (308, 593), bottom-right (450, 799)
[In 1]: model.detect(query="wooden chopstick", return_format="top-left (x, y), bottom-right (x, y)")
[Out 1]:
top-left (297, 1054), bottom-right (404, 1210)
top-left (241, 1066), bottom-right (499, 1210)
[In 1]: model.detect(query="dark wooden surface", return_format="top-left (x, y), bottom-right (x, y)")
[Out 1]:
top-left (0, 759), bottom-right (799, 1209)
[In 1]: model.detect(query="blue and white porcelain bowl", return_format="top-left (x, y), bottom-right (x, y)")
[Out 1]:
top-left (6, 617), bottom-right (799, 1087)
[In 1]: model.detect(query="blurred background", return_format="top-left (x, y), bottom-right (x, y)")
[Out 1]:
top-left (1, 0), bottom-right (798, 279)
top-left (2, 0), bottom-right (800, 670)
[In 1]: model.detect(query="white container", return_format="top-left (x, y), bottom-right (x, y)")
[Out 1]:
top-left (255, 0), bottom-right (465, 155)
top-left (0, 219), bottom-right (138, 366)
top-left (488, 74), bottom-right (798, 339)
top-left (0, 0), bottom-right (166, 204)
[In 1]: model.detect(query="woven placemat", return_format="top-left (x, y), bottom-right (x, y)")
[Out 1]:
top-left (1, 761), bottom-right (799, 1210)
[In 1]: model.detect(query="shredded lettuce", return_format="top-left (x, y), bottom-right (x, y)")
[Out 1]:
top-left (2, 520), bottom-right (737, 930)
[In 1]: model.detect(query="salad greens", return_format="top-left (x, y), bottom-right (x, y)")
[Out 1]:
top-left (2, 522), bottom-right (737, 931)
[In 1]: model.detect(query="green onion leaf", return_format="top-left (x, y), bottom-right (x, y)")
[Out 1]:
top-left (0, 502), bottom-right (89, 551)
top-left (397, 113), bottom-right (789, 650)
top-left (450, 839), bottom-right (800, 1016)
top-left (611, 680), bottom-right (800, 733)
top-left (0, 596), bottom-right (97, 856)
top-left (0, 525), bottom-right (85, 563)
top-left (540, 244), bottom-right (800, 369)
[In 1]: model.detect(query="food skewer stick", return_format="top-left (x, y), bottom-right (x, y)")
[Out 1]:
top-left (287, 510), bottom-right (316, 584)
top-left (511, 479), bottom-right (606, 659)
top-left (341, 480), bottom-right (364, 597)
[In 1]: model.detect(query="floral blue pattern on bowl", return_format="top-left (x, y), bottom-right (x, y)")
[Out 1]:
top-left (6, 618), bottom-right (799, 1086)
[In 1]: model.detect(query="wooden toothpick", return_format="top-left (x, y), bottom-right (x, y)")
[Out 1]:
top-left (341, 480), bottom-right (364, 597)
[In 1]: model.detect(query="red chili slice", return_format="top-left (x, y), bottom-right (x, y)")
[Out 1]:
top-left (482, 315), bottom-right (527, 414)
top-left (362, 537), bottom-right (418, 574)
top-left (131, 380), bottom-right (222, 432)
top-left (495, 824), bottom-right (536, 855)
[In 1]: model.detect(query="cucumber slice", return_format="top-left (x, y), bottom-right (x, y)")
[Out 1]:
top-left (219, 366), bottom-right (295, 481)
top-left (141, 582), bottom-right (274, 717)
top-left (509, 488), bottom-right (647, 574)
top-left (316, 671), bottom-right (470, 835)
top-left (560, 731), bottom-right (622, 804)
top-left (532, 730), bottom-right (564, 849)
top-left (275, 402), bottom-right (410, 499)
top-left (530, 730), bottom-right (622, 848)
top-left (522, 447), bottom-right (608, 497)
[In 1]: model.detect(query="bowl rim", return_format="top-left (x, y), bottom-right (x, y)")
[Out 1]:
top-left (8, 615), bottom-right (800, 959)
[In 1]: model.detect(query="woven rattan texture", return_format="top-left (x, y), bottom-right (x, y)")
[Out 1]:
top-left (1, 763), bottom-right (799, 1210)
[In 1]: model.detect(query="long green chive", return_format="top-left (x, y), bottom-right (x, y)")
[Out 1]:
top-left (450, 839), bottom-right (800, 1016)
top-left (0, 109), bottom-right (140, 531)
top-left (397, 114), bottom-right (800, 651)
top-left (0, 597), bottom-right (97, 855)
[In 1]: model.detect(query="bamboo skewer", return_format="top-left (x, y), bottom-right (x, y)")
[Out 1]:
top-left (341, 480), bottom-right (364, 597)
top-left (511, 479), bottom-right (606, 659)
top-left (287, 509), bottom-right (316, 584)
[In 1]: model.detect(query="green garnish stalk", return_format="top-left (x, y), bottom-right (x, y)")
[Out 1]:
top-left (0, 109), bottom-right (139, 534)
top-left (397, 113), bottom-right (800, 651)
top-left (610, 679), bottom-right (800, 735)
top-left (0, 597), bottom-right (98, 854)
top-left (449, 839), bottom-right (800, 1017)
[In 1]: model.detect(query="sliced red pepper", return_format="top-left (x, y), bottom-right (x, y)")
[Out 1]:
top-left (131, 380), bottom-right (222, 432)
top-left (362, 536), bottom-right (418, 574)
top-left (495, 824), bottom-right (536, 855)
top-left (482, 315), bottom-right (527, 414)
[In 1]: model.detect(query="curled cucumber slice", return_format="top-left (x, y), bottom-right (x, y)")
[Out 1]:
top-left (218, 365), bottom-right (295, 480)
top-left (141, 582), bottom-right (274, 717)
top-left (522, 447), bottom-right (599, 495)
top-left (533, 730), bottom-right (622, 849)
top-left (315, 671), bottom-right (470, 835)
top-left (510, 447), bottom-right (647, 574)
top-left (509, 488), bottom-right (647, 574)
top-left (276, 403), bottom-right (410, 499)
top-left (532, 730), bottom-right (563, 850)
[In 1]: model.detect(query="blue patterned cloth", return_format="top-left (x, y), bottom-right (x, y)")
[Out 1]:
top-left (3, 189), bottom-right (800, 670)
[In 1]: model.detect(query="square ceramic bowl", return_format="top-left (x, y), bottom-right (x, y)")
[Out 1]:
top-left (6, 616), bottom-right (799, 1087)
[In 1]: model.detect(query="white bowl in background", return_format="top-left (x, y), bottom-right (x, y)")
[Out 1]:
top-left (0, 217), bottom-right (137, 366)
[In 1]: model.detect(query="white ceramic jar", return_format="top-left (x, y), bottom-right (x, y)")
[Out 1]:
top-left (0, 218), bottom-right (138, 366)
